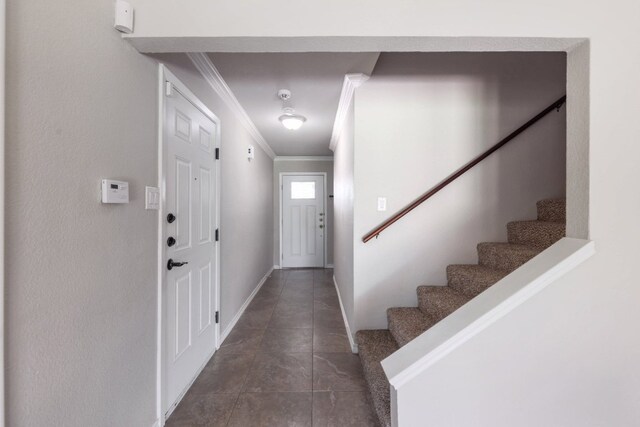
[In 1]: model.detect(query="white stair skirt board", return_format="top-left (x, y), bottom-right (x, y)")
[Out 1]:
top-left (381, 237), bottom-right (595, 390)
top-left (333, 275), bottom-right (358, 353)
top-left (220, 267), bottom-right (274, 343)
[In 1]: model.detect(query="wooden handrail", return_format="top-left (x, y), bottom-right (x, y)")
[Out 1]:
top-left (362, 95), bottom-right (567, 243)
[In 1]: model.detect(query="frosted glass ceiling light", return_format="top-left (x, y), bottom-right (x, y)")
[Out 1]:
top-left (277, 89), bottom-right (306, 131)
top-left (279, 107), bottom-right (307, 130)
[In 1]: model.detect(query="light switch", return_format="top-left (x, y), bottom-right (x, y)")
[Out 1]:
top-left (377, 197), bottom-right (387, 212)
top-left (145, 186), bottom-right (160, 210)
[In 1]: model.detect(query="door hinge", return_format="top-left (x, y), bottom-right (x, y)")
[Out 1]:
top-left (165, 81), bottom-right (173, 97)
top-left (215, 311), bottom-right (219, 324)
top-left (215, 148), bottom-right (220, 160)
top-left (215, 228), bottom-right (219, 242)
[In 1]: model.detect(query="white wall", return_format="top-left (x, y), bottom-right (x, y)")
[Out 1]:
top-left (273, 159), bottom-right (334, 267)
top-left (333, 103), bottom-right (356, 330)
top-left (153, 54), bottom-right (274, 333)
top-left (353, 52), bottom-right (566, 330)
top-left (5, 4), bottom-right (273, 426)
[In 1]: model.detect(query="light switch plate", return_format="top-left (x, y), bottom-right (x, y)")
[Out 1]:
top-left (145, 186), bottom-right (160, 210)
top-left (377, 197), bottom-right (387, 212)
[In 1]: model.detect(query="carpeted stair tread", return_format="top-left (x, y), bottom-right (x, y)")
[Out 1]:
top-left (507, 220), bottom-right (565, 250)
top-left (417, 285), bottom-right (472, 321)
top-left (447, 264), bottom-right (509, 297)
top-left (387, 307), bottom-right (435, 348)
top-left (477, 242), bottom-right (541, 272)
top-left (537, 198), bottom-right (566, 222)
top-left (356, 330), bottom-right (398, 427)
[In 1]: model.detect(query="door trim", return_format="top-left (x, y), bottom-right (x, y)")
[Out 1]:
top-left (279, 172), bottom-right (328, 268)
top-left (157, 65), bottom-right (221, 423)
top-left (0, 0), bottom-right (5, 424)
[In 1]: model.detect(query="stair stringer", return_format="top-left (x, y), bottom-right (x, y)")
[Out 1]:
top-left (380, 237), bottom-right (594, 427)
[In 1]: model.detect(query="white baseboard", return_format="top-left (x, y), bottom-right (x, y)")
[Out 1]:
top-left (326, 264), bottom-right (334, 268)
top-left (220, 266), bottom-right (274, 343)
top-left (333, 275), bottom-right (358, 353)
top-left (273, 265), bottom-right (281, 270)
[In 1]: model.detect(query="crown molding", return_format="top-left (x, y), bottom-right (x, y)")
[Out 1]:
top-left (329, 73), bottom-right (370, 152)
top-left (274, 156), bottom-right (334, 162)
top-left (187, 53), bottom-right (276, 159)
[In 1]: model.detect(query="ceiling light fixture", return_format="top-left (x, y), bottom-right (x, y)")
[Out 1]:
top-left (277, 89), bottom-right (306, 131)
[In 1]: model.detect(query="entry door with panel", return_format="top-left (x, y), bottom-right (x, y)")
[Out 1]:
top-left (282, 175), bottom-right (325, 268)
top-left (163, 83), bottom-right (218, 415)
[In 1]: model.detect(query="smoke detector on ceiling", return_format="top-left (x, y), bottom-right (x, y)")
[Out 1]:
top-left (277, 89), bottom-right (292, 101)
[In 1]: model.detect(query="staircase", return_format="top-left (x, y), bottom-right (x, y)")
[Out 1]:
top-left (356, 198), bottom-right (566, 427)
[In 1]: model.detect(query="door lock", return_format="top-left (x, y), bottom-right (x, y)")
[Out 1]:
top-left (167, 259), bottom-right (188, 270)
top-left (319, 225), bottom-right (324, 229)
top-left (167, 213), bottom-right (176, 223)
top-left (167, 237), bottom-right (176, 247)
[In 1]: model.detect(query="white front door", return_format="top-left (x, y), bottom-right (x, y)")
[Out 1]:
top-left (282, 174), bottom-right (325, 268)
top-left (163, 80), bottom-right (219, 415)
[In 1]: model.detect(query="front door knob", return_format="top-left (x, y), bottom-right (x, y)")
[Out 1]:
top-left (167, 213), bottom-right (176, 223)
top-left (167, 237), bottom-right (176, 247)
top-left (167, 259), bottom-right (188, 270)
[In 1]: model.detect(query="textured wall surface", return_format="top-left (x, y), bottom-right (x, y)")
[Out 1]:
top-left (6, 1), bottom-right (159, 425)
top-left (273, 160), bottom-right (334, 267)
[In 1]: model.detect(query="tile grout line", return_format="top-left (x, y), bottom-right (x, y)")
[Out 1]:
top-left (224, 269), bottom-right (289, 427)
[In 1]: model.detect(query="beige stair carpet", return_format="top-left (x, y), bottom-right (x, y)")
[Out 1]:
top-left (356, 198), bottom-right (566, 427)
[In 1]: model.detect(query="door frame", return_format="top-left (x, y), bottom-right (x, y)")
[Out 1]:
top-left (279, 172), bottom-right (328, 268)
top-left (0, 1), bottom-right (5, 424)
top-left (157, 65), bottom-right (221, 423)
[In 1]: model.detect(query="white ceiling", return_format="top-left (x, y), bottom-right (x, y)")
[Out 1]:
top-left (207, 53), bottom-right (380, 156)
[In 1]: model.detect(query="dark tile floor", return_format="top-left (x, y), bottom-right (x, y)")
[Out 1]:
top-left (166, 268), bottom-right (379, 427)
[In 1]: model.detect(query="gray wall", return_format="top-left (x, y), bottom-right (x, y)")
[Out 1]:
top-left (273, 159), bottom-right (334, 267)
top-left (333, 103), bottom-right (355, 330)
top-left (353, 52), bottom-right (567, 331)
top-left (5, 3), bottom-right (273, 426)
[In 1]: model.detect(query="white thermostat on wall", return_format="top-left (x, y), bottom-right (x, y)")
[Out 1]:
top-left (101, 179), bottom-right (129, 204)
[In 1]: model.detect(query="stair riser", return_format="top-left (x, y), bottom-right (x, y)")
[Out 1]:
top-left (537, 199), bottom-right (566, 222)
top-left (478, 245), bottom-right (539, 272)
top-left (446, 265), bottom-right (506, 297)
top-left (417, 287), bottom-right (469, 322)
top-left (507, 222), bottom-right (565, 250)
top-left (387, 307), bottom-right (434, 348)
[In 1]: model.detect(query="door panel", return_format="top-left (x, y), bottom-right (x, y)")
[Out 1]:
top-left (199, 263), bottom-right (212, 334)
top-left (282, 175), bottom-right (325, 268)
top-left (174, 272), bottom-right (192, 359)
top-left (164, 84), bottom-right (218, 416)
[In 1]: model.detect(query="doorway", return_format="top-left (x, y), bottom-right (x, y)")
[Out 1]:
top-left (158, 66), bottom-right (221, 419)
top-left (280, 173), bottom-right (326, 268)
